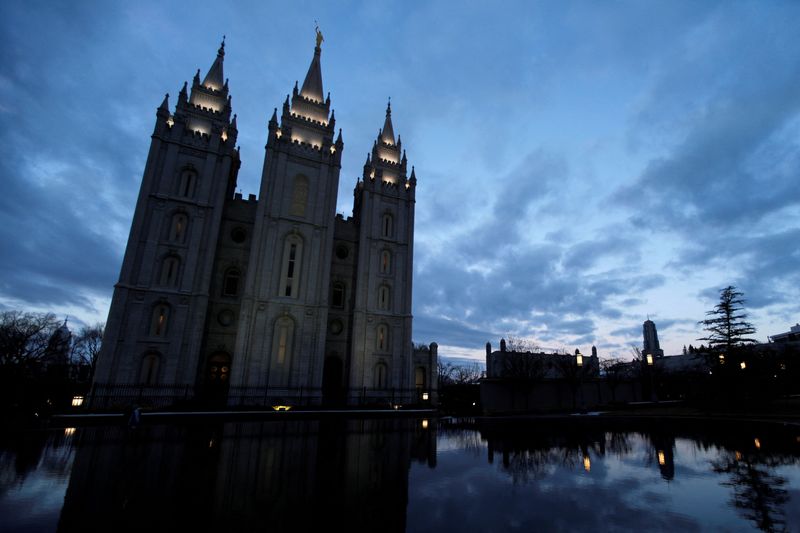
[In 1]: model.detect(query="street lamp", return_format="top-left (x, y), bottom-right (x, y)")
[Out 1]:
top-left (645, 352), bottom-right (657, 402)
top-left (575, 349), bottom-right (583, 367)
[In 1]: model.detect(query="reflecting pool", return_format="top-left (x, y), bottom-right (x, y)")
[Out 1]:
top-left (1, 417), bottom-right (799, 532)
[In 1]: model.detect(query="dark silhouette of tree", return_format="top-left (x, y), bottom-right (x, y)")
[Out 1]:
top-left (698, 286), bottom-right (757, 351)
top-left (72, 323), bottom-right (104, 378)
top-left (600, 359), bottom-right (627, 402)
top-left (0, 311), bottom-right (60, 368)
top-left (504, 334), bottom-right (540, 353)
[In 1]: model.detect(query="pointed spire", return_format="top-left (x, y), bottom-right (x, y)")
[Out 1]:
top-left (202, 37), bottom-right (226, 90)
top-left (231, 113), bottom-right (238, 129)
top-left (380, 100), bottom-right (395, 145)
top-left (158, 93), bottom-right (170, 113)
top-left (336, 128), bottom-right (343, 144)
top-left (299, 42), bottom-right (324, 102)
top-left (270, 107), bottom-right (278, 124)
top-left (178, 81), bottom-right (188, 105)
top-left (365, 152), bottom-right (371, 165)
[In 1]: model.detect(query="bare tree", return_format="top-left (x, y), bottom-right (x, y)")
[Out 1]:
top-left (505, 335), bottom-right (541, 353)
top-left (0, 311), bottom-right (61, 368)
top-left (72, 323), bottom-right (104, 377)
top-left (503, 352), bottom-right (547, 381)
top-left (600, 358), bottom-right (627, 402)
top-left (451, 363), bottom-right (483, 385)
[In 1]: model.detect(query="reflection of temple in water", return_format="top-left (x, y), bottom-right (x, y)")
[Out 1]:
top-left (57, 418), bottom-right (436, 532)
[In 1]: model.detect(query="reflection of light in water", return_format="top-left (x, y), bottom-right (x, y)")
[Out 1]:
top-left (754, 438), bottom-right (761, 449)
top-left (735, 451), bottom-right (742, 461)
top-left (64, 427), bottom-right (75, 436)
top-left (583, 454), bottom-right (591, 472)
top-left (658, 450), bottom-right (665, 466)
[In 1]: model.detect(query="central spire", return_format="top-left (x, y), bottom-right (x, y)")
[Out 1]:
top-left (202, 36), bottom-right (225, 90)
top-left (300, 27), bottom-right (324, 102)
top-left (380, 100), bottom-right (395, 146)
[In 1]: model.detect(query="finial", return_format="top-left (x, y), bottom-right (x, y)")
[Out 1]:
top-left (315, 21), bottom-right (324, 48)
top-left (159, 93), bottom-right (170, 112)
top-left (218, 36), bottom-right (225, 56)
top-left (386, 97), bottom-right (391, 115)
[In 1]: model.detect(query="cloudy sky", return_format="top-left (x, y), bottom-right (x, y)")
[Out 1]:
top-left (1, 1), bottom-right (798, 362)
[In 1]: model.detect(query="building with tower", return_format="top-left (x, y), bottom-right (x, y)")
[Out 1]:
top-left (92, 34), bottom-right (436, 408)
top-left (642, 319), bottom-right (664, 358)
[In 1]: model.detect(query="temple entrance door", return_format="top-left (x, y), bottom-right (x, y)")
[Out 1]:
top-left (322, 356), bottom-right (344, 406)
top-left (205, 352), bottom-right (231, 407)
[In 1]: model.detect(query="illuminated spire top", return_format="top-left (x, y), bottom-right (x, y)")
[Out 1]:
top-left (380, 99), bottom-right (395, 146)
top-left (202, 36), bottom-right (226, 90)
top-left (300, 26), bottom-right (324, 102)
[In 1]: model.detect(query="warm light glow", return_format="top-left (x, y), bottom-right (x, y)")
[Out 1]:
top-left (221, 129), bottom-right (228, 142)
top-left (275, 129), bottom-right (282, 139)
top-left (330, 145), bottom-right (336, 154)
top-left (576, 352), bottom-right (583, 367)
top-left (646, 353), bottom-right (654, 366)
top-left (754, 438), bottom-right (761, 449)
top-left (421, 419), bottom-right (429, 429)
top-left (71, 396), bottom-right (84, 407)
top-left (272, 405), bottom-right (292, 411)
top-left (658, 450), bottom-right (665, 466)
top-left (583, 455), bottom-right (591, 472)
top-left (393, 404), bottom-right (401, 410)
top-left (166, 116), bottom-right (174, 128)
top-left (422, 392), bottom-right (429, 401)
top-left (64, 427), bottom-right (76, 436)
top-left (740, 361), bottom-right (747, 370)
top-left (735, 451), bottom-right (742, 461)
top-left (718, 354), bottom-right (725, 364)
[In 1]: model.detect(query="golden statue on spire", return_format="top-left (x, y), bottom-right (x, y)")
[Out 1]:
top-left (315, 21), bottom-right (324, 48)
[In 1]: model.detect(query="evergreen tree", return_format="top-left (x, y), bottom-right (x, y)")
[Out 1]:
top-left (698, 286), bottom-right (757, 351)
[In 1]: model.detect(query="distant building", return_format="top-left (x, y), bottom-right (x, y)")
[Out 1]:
top-left (484, 340), bottom-right (600, 379)
top-left (769, 323), bottom-right (800, 344)
top-left (643, 319), bottom-right (664, 358)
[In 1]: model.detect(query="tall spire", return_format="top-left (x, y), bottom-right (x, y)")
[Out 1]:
top-left (300, 27), bottom-right (324, 102)
top-left (380, 99), bottom-right (395, 145)
top-left (202, 36), bottom-right (226, 90)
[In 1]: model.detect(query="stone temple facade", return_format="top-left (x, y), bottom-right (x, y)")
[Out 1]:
top-left (93, 36), bottom-right (437, 407)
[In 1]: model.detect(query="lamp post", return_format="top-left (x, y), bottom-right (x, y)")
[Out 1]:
top-left (575, 349), bottom-right (585, 412)
top-left (645, 351), bottom-right (657, 402)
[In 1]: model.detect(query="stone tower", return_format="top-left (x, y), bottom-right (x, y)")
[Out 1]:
top-left (643, 319), bottom-right (664, 358)
top-left (94, 40), bottom-right (240, 390)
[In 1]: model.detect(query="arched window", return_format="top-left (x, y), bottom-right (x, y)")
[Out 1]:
top-left (139, 352), bottom-right (161, 385)
top-left (222, 268), bottom-right (240, 297)
top-left (374, 362), bottom-right (388, 390)
top-left (279, 236), bottom-right (303, 298)
top-left (381, 213), bottom-right (393, 238)
top-left (415, 366), bottom-right (427, 389)
top-left (177, 169), bottom-right (197, 198)
top-left (150, 304), bottom-right (170, 336)
top-left (376, 324), bottom-right (389, 351)
top-left (273, 316), bottom-right (295, 365)
top-left (159, 255), bottom-right (181, 287)
top-left (380, 250), bottom-right (391, 274)
top-left (378, 285), bottom-right (391, 310)
top-left (289, 174), bottom-right (309, 217)
top-left (331, 282), bottom-right (345, 308)
top-left (169, 212), bottom-right (188, 243)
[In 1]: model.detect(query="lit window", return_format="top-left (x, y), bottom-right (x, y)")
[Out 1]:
top-left (332, 282), bottom-right (345, 308)
top-left (150, 305), bottom-right (170, 336)
top-left (290, 174), bottom-right (309, 217)
top-left (169, 213), bottom-right (188, 243)
top-left (377, 324), bottom-right (389, 351)
top-left (382, 213), bottom-right (393, 238)
top-left (159, 255), bottom-right (181, 287)
top-left (380, 250), bottom-right (391, 274)
top-left (273, 317), bottom-right (294, 365)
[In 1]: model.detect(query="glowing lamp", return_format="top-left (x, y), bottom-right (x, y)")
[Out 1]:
top-left (740, 361), bottom-right (746, 370)
top-left (272, 405), bottom-right (292, 411)
top-left (64, 427), bottom-right (76, 436)
top-left (221, 129), bottom-right (228, 142)
top-left (421, 419), bottom-right (429, 429)
top-left (422, 392), bottom-right (429, 401)
top-left (754, 438), bottom-right (761, 449)
top-left (71, 396), bottom-right (84, 407)
top-left (646, 353), bottom-right (654, 366)
top-left (166, 116), bottom-right (174, 128)
top-left (576, 351), bottom-right (583, 367)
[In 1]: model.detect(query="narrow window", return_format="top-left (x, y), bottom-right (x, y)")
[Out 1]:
top-left (375, 363), bottom-right (388, 390)
top-left (151, 305), bottom-right (170, 336)
top-left (222, 269), bottom-right (240, 296)
top-left (415, 367), bottom-right (426, 388)
top-left (378, 285), bottom-right (391, 310)
top-left (279, 237), bottom-right (303, 298)
top-left (382, 213), bottom-right (393, 238)
top-left (290, 175), bottom-right (309, 217)
top-left (139, 353), bottom-right (160, 385)
top-left (273, 316), bottom-right (294, 366)
top-left (332, 282), bottom-right (345, 308)
top-left (277, 325), bottom-right (288, 364)
top-left (377, 324), bottom-right (388, 351)
top-left (380, 250), bottom-right (391, 274)
top-left (178, 170), bottom-right (196, 198)
top-left (159, 255), bottom-right (181, 287)
top-left (169, 213), bottom-right (188, 243)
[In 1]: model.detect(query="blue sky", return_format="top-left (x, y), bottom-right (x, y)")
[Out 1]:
top-left (1, 1), bottom-right (798, 362)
